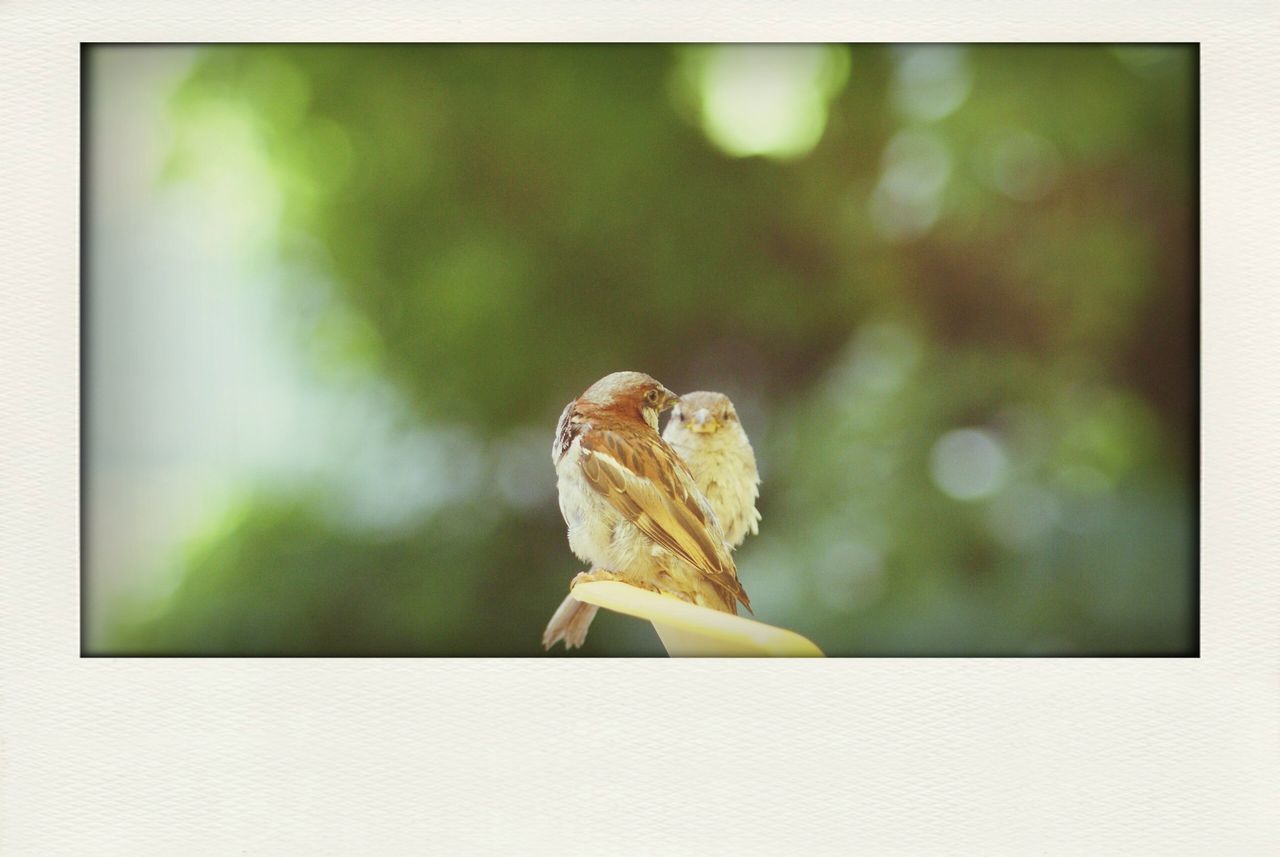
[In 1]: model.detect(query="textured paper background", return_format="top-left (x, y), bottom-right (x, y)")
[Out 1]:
top-left (2, 2), bottom-right (1277, 854)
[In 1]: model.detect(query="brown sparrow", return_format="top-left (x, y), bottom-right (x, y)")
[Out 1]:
top-left (542, 371), bottom-right (751, 650)
top-left (662, 391), bottom-right (762, 550)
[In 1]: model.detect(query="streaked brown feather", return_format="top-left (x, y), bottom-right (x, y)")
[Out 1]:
top-left (579, 426), bottom-right (751, 612)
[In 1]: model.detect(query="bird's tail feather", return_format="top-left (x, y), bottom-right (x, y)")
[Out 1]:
top-left (542, 595), bottom-right (600, 650)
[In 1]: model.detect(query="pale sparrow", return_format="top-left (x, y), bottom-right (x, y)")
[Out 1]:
top-left (662, 391), bottom-right (761, 550)
top-left (542, 371), bottom-right (750, 650)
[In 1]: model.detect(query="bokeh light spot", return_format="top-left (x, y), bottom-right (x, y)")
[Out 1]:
top-left (175, 103), bottom-right (283, 252)
top-left (870, 130), bottom-right (951, 240)
top-left (891, 45), bottom-right (971, 122)
top-left (930, 428), bottom-right (1009, 501)
top-left (695, 45), bottom-right (849, 160)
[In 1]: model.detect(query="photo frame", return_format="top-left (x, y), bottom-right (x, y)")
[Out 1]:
top-left (2, 2), bottom-right (1276, 853)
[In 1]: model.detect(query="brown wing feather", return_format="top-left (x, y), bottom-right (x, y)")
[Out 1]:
top-left (579, 427), bottom-right (752, 612)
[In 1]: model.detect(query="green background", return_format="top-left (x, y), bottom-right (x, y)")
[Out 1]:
top-left (88, 44), bottom-right (1196, 656)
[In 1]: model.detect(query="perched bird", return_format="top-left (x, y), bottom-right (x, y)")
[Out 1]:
top-left (662, 391), bottom-right (762, 550)
top-left (542, 371), bottom-right (750, 650)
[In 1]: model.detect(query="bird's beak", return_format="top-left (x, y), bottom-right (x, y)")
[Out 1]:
top-left (689, 407), bottom-right (719, 433)
top-left (660, 388), bottom-right (680, 411)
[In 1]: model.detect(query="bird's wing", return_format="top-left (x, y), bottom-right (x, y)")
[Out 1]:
top-left (579, 427), bottom-right (751, 612)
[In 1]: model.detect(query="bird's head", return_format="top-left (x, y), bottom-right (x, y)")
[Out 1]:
top-left (668, 391), bottom-right (740, 436)
top-left (579, 371), bottom-right (679, 431)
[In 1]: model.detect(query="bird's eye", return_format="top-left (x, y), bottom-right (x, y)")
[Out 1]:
top-left (644, 389), bottom-right (660, 405)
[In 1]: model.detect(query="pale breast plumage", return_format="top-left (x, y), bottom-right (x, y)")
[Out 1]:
top-left (664, 424), bottom-right (761, 550)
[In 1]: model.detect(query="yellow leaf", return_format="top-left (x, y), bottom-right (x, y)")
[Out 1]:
top-left (570, 580), bottom-right (823, 657)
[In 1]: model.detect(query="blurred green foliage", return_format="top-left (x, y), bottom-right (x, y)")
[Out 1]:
top-left (104, 44), bottom-right (1195, 656)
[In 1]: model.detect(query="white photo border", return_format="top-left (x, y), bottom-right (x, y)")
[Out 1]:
top-left (3, 2), bottom-right (1277, 854)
